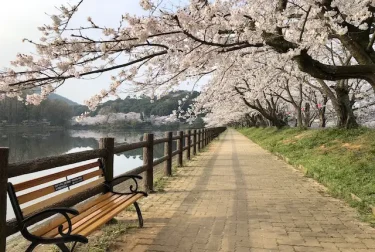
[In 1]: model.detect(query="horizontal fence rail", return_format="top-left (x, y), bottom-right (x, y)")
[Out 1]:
top-left (113, 141), bottom-right (148, 154)
top-left (7, 149), bottom-right (107, 178)
top-left (0, 127), bottom-right (226, 250)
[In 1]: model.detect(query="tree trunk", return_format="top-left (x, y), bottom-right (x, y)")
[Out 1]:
top-left (271, 116), bottom-right (288, 129)
top-left (303, 102), bottom-right (311, 127)
top-left (264, 116), bottom-right (285, 128)
top-left (334, 87), bottom-right (358, 129)
top-left (250, 109), bottom-right (287, 129)
top-left (318, 106), bottom-right (327, 128)
top-left (296, 107), bottom-right (303, 128)
top-left (246, 114), bottom-right (257, 127)
top-left (319, 96), bottom-right (328, 128)
top-left (256, 115), bottom-right (267, 127)
top-left (319, 111), bottom-right (326, 128)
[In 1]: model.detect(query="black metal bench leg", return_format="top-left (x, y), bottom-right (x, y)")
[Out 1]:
top-left (71, 241), bottom-right (78, 252)
top-left (133, 202), bottom-right (144, 228)
top-left (56, 243), bottom-right (70, 252)
top-left (25, 242), bottom-right (38, 252)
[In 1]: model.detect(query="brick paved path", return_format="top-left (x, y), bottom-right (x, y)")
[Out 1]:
top-left (112, 129), bottom-right (375, 252)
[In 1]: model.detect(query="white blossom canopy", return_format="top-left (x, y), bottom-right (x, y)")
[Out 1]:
top-left (1, 0), bottom-right (375, 120)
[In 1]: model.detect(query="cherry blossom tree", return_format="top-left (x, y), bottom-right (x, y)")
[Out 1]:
top-left (1, 0), bottom-right (375, 128)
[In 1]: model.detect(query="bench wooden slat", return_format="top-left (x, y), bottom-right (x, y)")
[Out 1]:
top-left (13, 161), bottom-right (101, 192)
top-left (18, 186), bottom-right (55, 206)
top-left (78, 193), bottom-right (144, 237)
top-left (69, 194), bottom-right (135, 236)
top-left (43, 193), bottom-right (129, 237)
top-left (22, 178), bottom-right (105, 216)
top-left (32, 193), bottom-right (115, 237)
top-left (8, 155), bottom-right (146, 248)
top-left (18, 169), bottom-right (103, 205)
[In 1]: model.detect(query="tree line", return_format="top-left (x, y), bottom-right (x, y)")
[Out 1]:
top-left (0, 90), bottom-right (201, 127)
top-left (0, 97), bottom-right (73, 126)
top-left (91, 90), bottom-right (200, 118)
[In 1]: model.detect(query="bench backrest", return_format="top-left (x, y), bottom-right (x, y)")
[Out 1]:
top-left (8, 160), bottom-right (105, 223)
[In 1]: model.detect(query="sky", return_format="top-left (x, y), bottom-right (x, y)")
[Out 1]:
top-left (0, 0), bottom-right (195, 104)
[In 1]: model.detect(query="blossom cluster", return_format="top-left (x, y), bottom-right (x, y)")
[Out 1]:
top-left (0, 0), bottom-right (375, 128)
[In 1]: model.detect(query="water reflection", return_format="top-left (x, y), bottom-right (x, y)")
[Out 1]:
top-left (0, 131), bottom-right (96, 163)
top-left (0, 129), bottom-right (171, 163)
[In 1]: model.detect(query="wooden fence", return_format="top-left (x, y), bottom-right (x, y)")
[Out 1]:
top-left (0, 127), bottom-right (226, 251)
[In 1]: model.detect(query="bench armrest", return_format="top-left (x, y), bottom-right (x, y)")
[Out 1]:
top-left (23, 207), bottom-right (78, 224)
top-left (106, 175), bottom-right (148, 196)
top-left (21, 207), bottom-right (88, 244)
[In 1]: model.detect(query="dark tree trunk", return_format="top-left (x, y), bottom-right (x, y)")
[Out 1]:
top-left (234, 87), bottom-right (287, 129)
top-left (318, 107), bottom-right (327, 128)
top-left (319, 112), bottom-right (326, 128)
top-left (303, 102), bottom-right (311, 127)
top-left (257, 115), bottom-right (268, 127)
top-left (318, 96), bottom-right (328, 128)
top-left (334, 87), bottom-right (358, 129)
top-left (269, 112), bottom-right (288, 129)
top-left (264, 115), bottom-right (286, 129)
top-left (316, 79), bottom-right (357, 128)
top-left (246, 114), bottom-right (257, 127)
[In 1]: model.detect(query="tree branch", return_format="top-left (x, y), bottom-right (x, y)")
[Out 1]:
top-left (8, 50), bottom-right (168, 87)
top-left (299, 6), bottom-right (312, 42)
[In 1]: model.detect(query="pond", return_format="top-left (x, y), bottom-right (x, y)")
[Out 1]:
top-left (1, 129), bottom-right (178, 220)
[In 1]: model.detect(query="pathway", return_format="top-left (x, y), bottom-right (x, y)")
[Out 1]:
top-left (111, 129), bottom-right (375, 252)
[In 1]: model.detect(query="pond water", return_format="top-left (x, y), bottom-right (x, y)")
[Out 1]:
top-left (1, 129), bottom-right (178, 220)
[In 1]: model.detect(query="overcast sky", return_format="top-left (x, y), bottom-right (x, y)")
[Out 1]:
top-left (0, 0), bottom-right (193, 104)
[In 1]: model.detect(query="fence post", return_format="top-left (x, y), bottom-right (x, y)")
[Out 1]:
top-left (143, 133), bottom-right (154, 192)
top-left (197, 129), bottom-right (201, 152)
top-left (207, 129), bottom-right (210, 145)
top-left (203, 129), bottom-right (206, 148)
top-left (193, 129), bottom-right (197, 155)
top-left (0, 148), bottom-right (9, 252)
top-left (164, 132), bottom-right (172, 176)
top-left (177, 131), bottom-right (183, 167)
top-left (206, 129), bottom-right (209, 145)
top-left (99, 138), bottom-right (114, 181)
top-left (187, 130), bottom-right (191, 160)
top-left (207, 129), bottom-right (209, 145)
top-left (202, 129), bottom-right (207, 148)
top-left (207, 129), bottom-right (210, 144)
top-left (201, 129), bottom-right (204, 149)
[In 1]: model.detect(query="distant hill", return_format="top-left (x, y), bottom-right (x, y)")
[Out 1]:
top-left (0, 93), bottom-right (74, 126)
top-left (0, 90), bottom-right (202, 127)
top-left (32, 88), bottom-right (78, 106)
top-left (48, 93), bottom-right (79, 106)
top-left (71, 90), bottom-right (205, 129)
top-left (90, 90), bottom-right (200, 117)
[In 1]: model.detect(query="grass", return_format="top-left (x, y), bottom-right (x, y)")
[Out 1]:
top-left (237, 127), bottom-right (375, 224)
top-left (154, 176), bottom-right (169, 192)
top-left (74, 219), bottom-right (137, 252)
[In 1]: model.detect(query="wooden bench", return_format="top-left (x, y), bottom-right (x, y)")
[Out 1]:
top-left (7, 160), bottom-right (147, 252)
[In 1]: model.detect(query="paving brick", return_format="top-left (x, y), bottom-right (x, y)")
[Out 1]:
top-left (47, 129), bottom-right (375, 252)
top-left (278, 245), bottom-right (295, 252)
